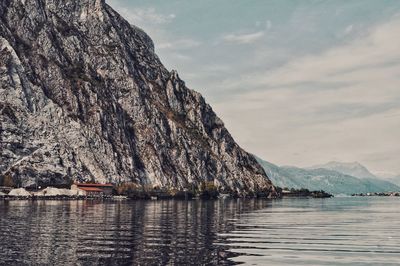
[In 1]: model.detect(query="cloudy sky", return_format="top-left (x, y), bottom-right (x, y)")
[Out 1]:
top-left (107, 0), bottom-right (400, 176)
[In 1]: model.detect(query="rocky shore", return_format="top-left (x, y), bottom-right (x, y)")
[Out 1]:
top-left (0, 187), bottom-right (114, 200)
top-left (0, 184), bottom-right (279, 201)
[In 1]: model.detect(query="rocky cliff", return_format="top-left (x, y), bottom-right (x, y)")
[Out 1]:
top-left (0, 0), bottom-right (276, 197)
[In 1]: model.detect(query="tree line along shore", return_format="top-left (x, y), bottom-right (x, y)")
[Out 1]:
top-left (0, 181), bottom-right (334, 200)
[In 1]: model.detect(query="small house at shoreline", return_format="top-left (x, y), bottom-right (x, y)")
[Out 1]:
top-left (71, 183), bottom-right (114, 196)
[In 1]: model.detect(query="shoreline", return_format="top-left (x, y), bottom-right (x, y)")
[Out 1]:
top-left (351, 192), bottom-right (400, 197)
top-left (0, 186), bottom-right (281, 201)
top-left (0, 187), bottom-right (335, 201)
top-left (0, 195), bottom-right (334, 201)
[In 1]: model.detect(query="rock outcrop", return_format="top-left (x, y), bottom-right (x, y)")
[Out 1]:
top-left (0, 0), bottom-right (276, 197)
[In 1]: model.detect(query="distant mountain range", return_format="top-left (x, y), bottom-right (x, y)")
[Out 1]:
top-left (387, 176), bottom-right (400, 187)
top-left (309, 161), bottom-right (376, 179)
top-left (256, 157), bottom-right (400, 195)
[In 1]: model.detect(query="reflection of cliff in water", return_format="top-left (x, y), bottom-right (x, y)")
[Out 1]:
top-left (0, 199), bottom-right (272, 265)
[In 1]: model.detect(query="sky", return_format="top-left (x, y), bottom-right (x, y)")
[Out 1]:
top-left (107, 0), bottom-right (400, 177)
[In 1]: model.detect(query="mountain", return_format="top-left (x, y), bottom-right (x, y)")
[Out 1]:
top-left (373, 172), bottom-right (400, 187)
top-left (0, 0), bottom-right (276, 197)
top-left (310, 161), bottom-right (376, 179)
top-left (256, 157), bottom-right (400, 195)
top-left (388, 176), bottom-right (400, 187)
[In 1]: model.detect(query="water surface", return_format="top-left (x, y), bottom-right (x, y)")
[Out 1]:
top-left (222, 197), bottom-right (400, 265)
top-left (0, 197), bottom-right (399, 265)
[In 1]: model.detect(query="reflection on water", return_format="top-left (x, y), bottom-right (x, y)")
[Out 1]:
top-left (0, 198), bottom-right (399, 265)
top-left (0, 199), bottom-right (269, 265)
top-left (222, 197), bottom-right (400, 266)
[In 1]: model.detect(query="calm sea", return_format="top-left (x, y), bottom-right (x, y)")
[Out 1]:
top-left (0, 197), bottom-right (399, 265)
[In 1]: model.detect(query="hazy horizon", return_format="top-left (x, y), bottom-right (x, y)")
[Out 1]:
top-left (108, 0), bottom-right (400, 176)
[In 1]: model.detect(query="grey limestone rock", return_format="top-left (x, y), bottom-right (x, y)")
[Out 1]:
top-left (0, 0), bottom-right (276, 197)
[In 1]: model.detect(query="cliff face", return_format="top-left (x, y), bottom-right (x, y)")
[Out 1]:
top-left (0, 0), bottom-right (276, 196)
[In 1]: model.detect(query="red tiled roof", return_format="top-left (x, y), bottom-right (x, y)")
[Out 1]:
top-left (75, 183), bottom-right (113, 188)
top-left (79, 187), bottom-right (103, 192)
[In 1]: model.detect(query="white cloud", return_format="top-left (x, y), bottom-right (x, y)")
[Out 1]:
top-left (344, 24), bottom-right (353, 35)
top-left (211, 16), bottom-right (400, 173)
top-left (255, 20), bottom-right (272, 30)
top-left (266, 20), bottom-right (272, 30)
top-left (214, 16), bottom-right (400, 104)
top-left (260, 18), bottom-right (399, 88)
top-left (106, 0), bottom-right (400, 173)
top-left (157, 39), bottom-right (201, 50)
top-left (106, 3), bottom-right (175, 25)
top-left (222, 31), bottom-right (264, 44)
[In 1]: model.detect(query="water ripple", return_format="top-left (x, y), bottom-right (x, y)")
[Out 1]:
top-left (0, 197), bottom-right (399, 265)
top-left (220, 197), bottom-right (400, 265)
